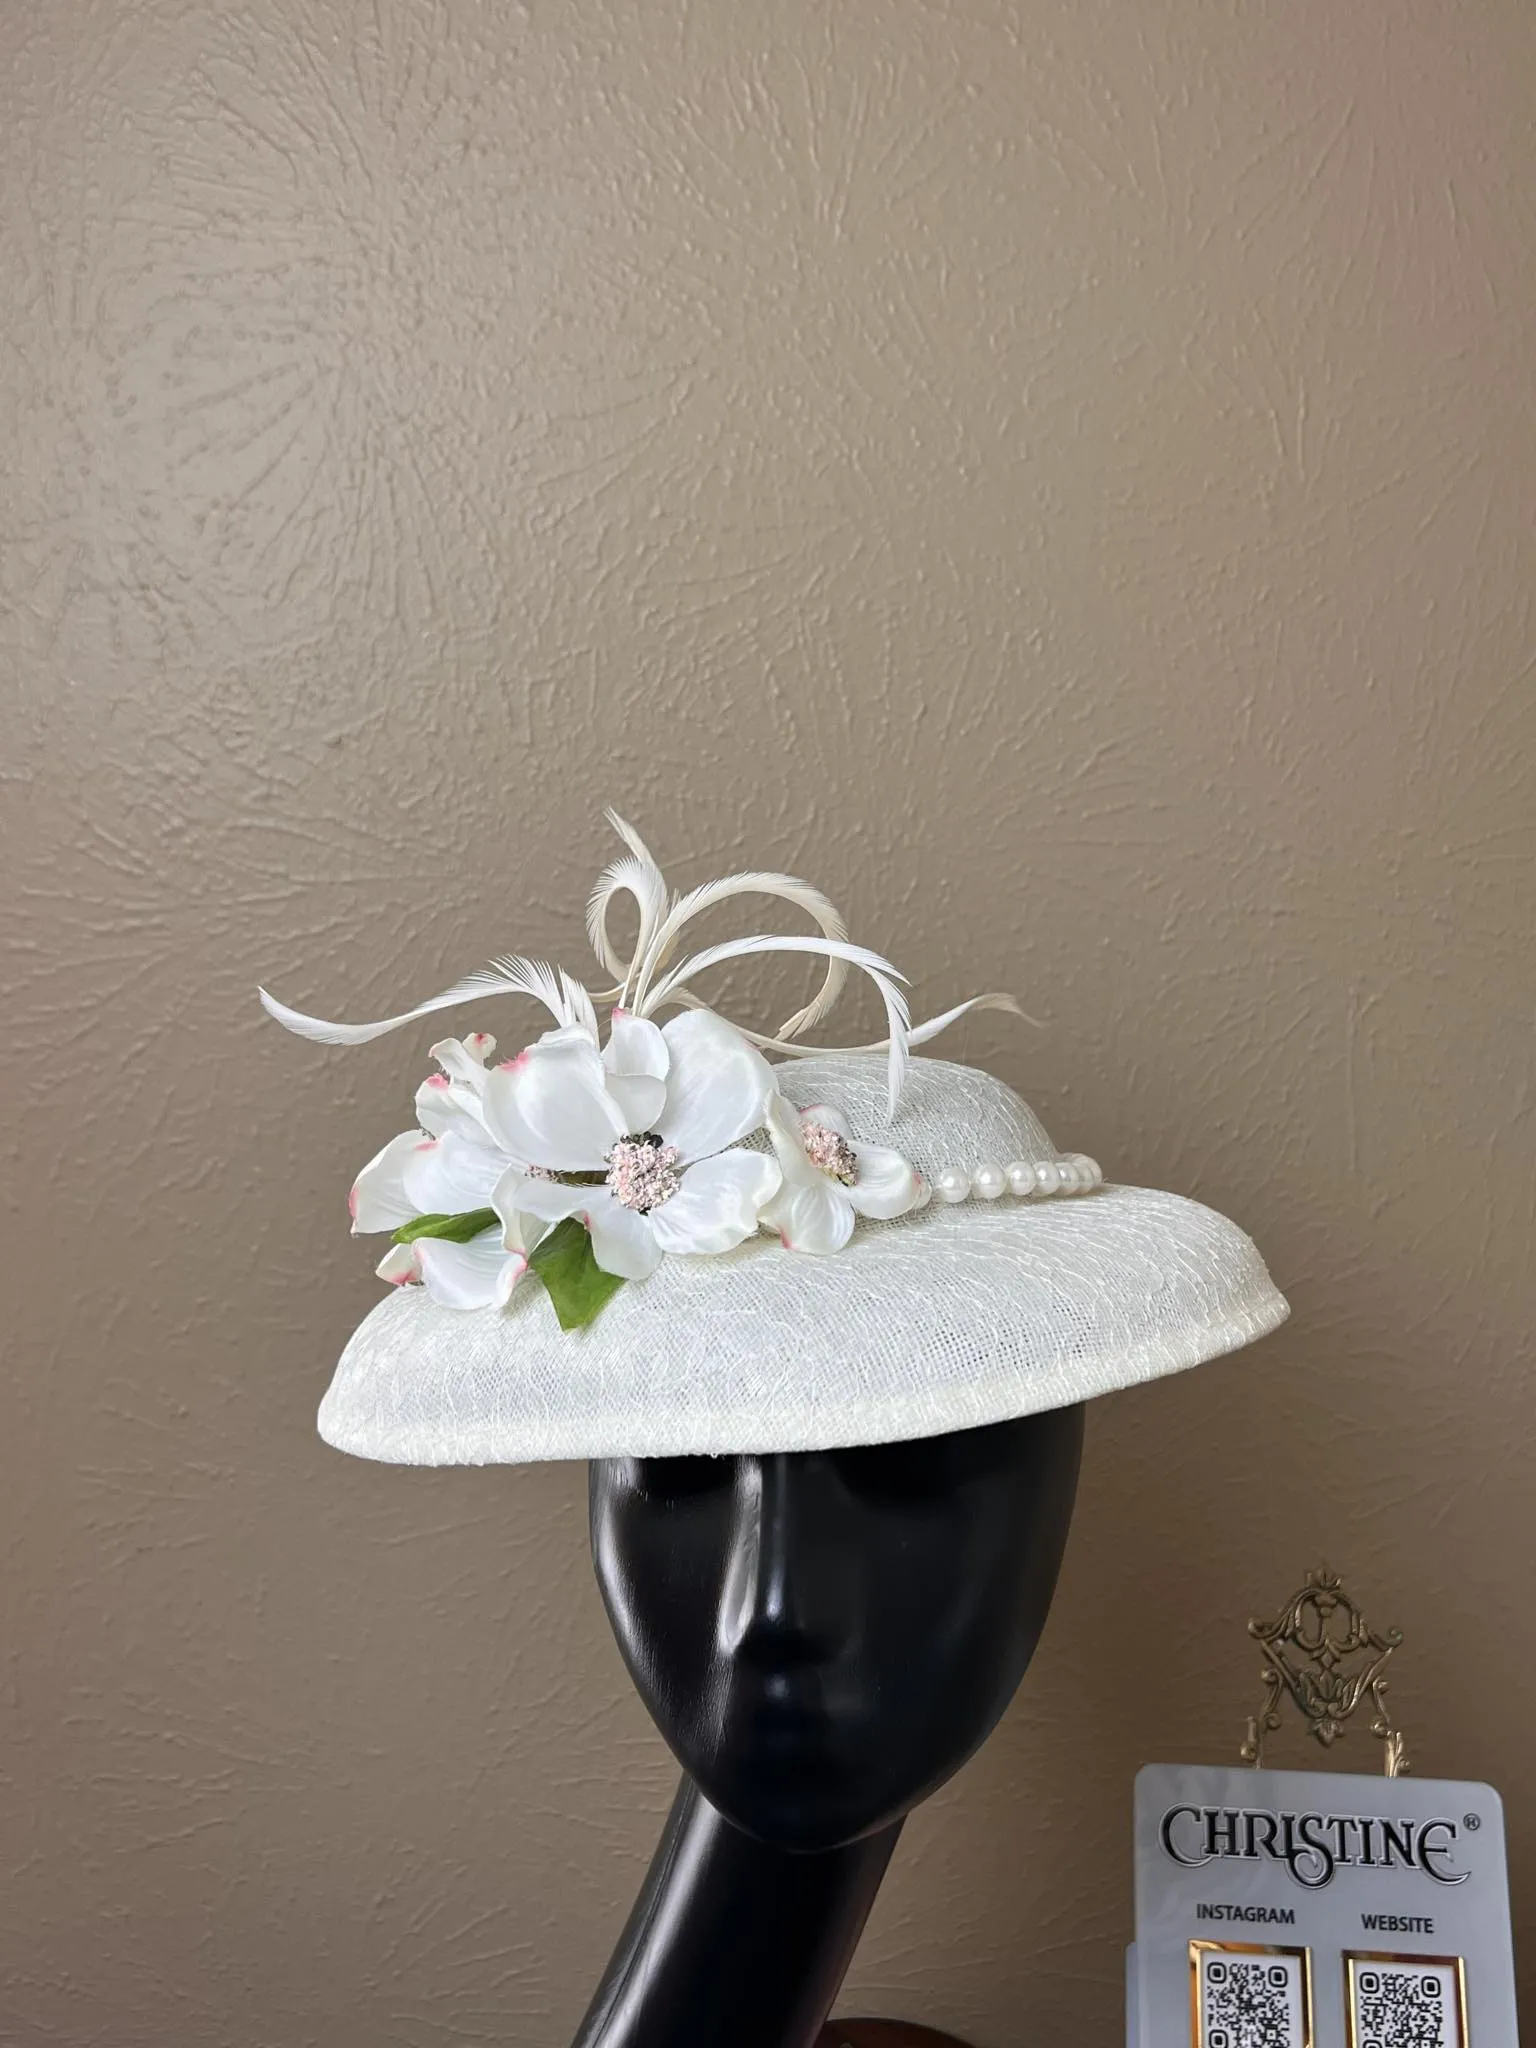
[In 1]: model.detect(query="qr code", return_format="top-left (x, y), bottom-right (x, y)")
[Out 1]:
top-left (1195, 1946), bottom-right (1309, 2048)
top-left (1349, 1958), bottom-right (1464, 2048)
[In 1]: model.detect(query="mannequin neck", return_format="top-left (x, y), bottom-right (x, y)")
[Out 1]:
top-left (571, 1776), bottom-right (901, 2048)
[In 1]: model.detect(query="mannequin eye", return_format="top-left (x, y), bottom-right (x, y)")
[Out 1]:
top-left (835, 1440), bottom-right (955, 1500)
top-left (633, 1456), bottom-right (735, 1500)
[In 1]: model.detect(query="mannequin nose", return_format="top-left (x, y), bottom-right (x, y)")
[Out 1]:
top-left (749, 1454), bottom-right (801, 1635)
top-left (722, 1454), bottom-right (844, 1663)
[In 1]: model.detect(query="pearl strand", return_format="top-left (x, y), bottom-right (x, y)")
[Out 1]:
top-left (927, 1154), bottom-right (1104, 1206)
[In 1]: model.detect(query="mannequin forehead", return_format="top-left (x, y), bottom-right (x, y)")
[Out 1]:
top-left (613, 1425), bottom-right (1047, 1494)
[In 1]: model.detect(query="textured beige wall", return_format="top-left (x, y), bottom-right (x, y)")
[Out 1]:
top-left (4, 1), bottom-right (1533, 2041)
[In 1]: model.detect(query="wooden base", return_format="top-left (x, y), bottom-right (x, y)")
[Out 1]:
top-left (816, 2024), bottom-right (973, 2048)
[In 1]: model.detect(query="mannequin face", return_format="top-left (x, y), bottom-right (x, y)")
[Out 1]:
top-left (589, 1407), bottom-right (1082, 1853)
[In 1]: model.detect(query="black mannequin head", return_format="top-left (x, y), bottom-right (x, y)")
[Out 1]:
top-left (588, 1405), bottom-right (1083, 1854)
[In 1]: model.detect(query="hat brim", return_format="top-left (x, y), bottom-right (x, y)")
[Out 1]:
top-left (317, 1184), bottom-right (1288, 1464)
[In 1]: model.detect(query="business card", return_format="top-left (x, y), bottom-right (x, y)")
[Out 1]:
top-left (1133, 1762), bottom-right (1519, 2045)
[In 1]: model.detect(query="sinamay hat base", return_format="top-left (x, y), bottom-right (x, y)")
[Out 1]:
top-left (319, 1054), bottom-right (1288, 1465)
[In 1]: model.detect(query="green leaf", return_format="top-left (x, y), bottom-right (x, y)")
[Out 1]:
top-left (528, 1216), bottom-right (627, 1331)
top-left (392, 1208), bottom-right (499, 1245)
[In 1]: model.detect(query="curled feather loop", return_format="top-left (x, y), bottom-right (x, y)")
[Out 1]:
top-left (259, 812), bottom-right (1021, 1110)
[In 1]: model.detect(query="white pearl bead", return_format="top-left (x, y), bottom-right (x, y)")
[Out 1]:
top-left (1033, 1159), bottom-right (1064, 1196)
top-left (1055, 1158), bottom-right (1082, 1192)
top-left (909, 1176), bottom-right (933, 1211)
top-left (971, 1163), bottom-right (1007, 1201)
top-left (936, 1168), bottom-right (971, 1204)
top-left (1005, 1161), bottom-right (1036, 1198)
top-left (1076, 1155), bottom-right (1103, 1188)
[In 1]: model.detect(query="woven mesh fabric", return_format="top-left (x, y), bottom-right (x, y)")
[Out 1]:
top-left (751, 1052), bottom-right (1058, 1179)
top-left (318, 1054), bottom-right (1288, 1464)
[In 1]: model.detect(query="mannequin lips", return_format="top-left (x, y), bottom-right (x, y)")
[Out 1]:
top-left (698, 1682), bottom-right (901, 1849)
top-left (727, 1674), bottom-right (850, 1747)
top-left (696, 1740), bottom-right (899, 1852)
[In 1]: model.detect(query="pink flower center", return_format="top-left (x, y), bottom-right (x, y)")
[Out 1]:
top-left (605, 1133), bottom-right (683, 1213)
top-left (802, 1119), bottom-right (858, 1186)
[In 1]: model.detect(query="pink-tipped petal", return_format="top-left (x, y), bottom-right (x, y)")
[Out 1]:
top-left (401, 1127), bottom-right (506, 1213)
top-left (429, 1036), bottom-right (496, 1087)
top-left (482, 1035), bottom-right (625, 1170)
top-left (762, 1092), bottom-right (827, 1192)
top-left (414, 1231), bottom-right (520, 1311)
top-left (493, 1250), bottom-right (529, 1308)
top-left (797, 1102), bottom-right (853, 1141)
top-left (415, 1045), bottom-right (496, 1141)
top-left (602, 1011), bottom-right (670, 1132)
top-left (655, 1010), bottom-right (775, 1162)
top-left (487, 1173), bottom-right (553, 1264)
top-left (648, 1150), bottom-right (781, 1256)
top-left (513, 1177), bottom-right (594, 1229)
top-left (760, 1176), bottom-right (855, 1256)
top-left (845, 1142), bottom-right (922, 1221)
top-left (350, 1132), bottom-right (423, 1234)
top-left (375, 1242), bottom-right (421, 1286)
top-left (585, 1194), bottom-right (664, 1281)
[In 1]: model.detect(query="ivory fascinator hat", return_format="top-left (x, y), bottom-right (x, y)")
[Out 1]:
top-left (261, 816), bottom-right (1288, 1463)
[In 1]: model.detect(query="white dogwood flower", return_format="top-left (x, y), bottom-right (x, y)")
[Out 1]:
top-left (349, 1034), bottom-right (538, 1308)
top-left (348, 1033), bottom-right (507, 1227)
top-left (482, 1009), bottom-right (781, 1281)
top-left (373, 1199), bottom-right (531, 1311)
top-left (760, 1094), bottom-right (923, 1254)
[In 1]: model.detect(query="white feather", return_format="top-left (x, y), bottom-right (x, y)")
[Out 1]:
top-left (587, 812), bottom-right (670, 1000)
top-left (906, 991), bottom-right (1039, 1041)
top-left (643, 934), bottom-right (910, 1111)
top-left (630, 870), bottom-right (851, 1035)
top-left (665, 987), bottom-right (1033, 1055)
top-left (260, 809), bottom-right (1023, 1100)
top-left (560, 969), bottom-right (600, 1039)
top-left (257, 953), bottom-right (599, 1048)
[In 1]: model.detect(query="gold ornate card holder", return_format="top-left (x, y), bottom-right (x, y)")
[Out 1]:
top-left (1239, 1567), bottom-right (1410, 1778)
